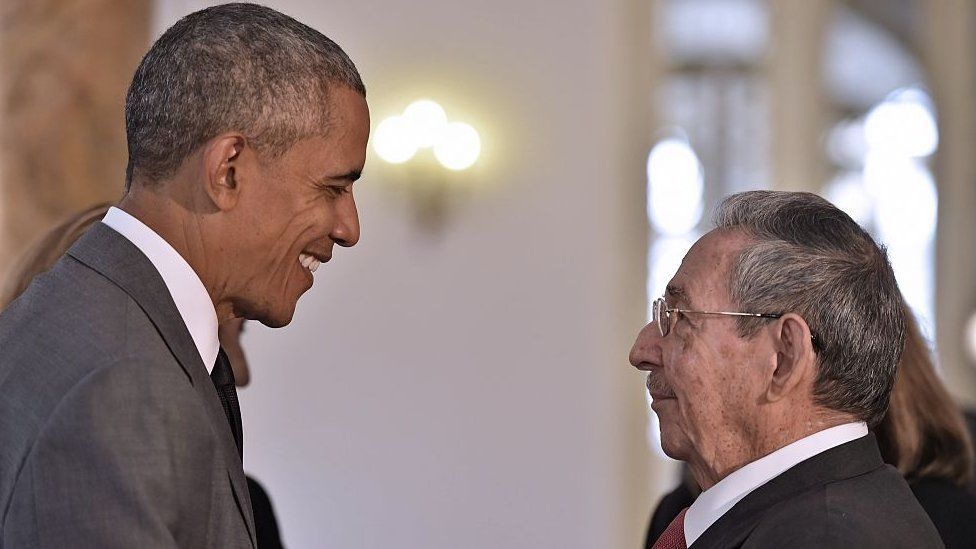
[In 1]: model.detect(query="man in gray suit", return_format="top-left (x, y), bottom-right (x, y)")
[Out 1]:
top-left (0, 4), bottom-right (368, 547)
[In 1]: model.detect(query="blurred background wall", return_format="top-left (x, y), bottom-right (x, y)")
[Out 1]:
top-left (1, 0), bottom-right (975, 547)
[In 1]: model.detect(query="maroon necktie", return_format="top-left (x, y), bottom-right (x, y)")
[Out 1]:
top-left (652, 508), bottom-right (688, 549)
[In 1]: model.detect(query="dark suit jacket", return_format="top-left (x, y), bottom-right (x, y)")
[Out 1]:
top-left (689, 434), bottom-right (942, 548)
top-left (0, 223), bottom-right (256, 548)
top-left (247, 475), bottom-right (284, 549)
top-left (910, 477), bottom-right (976, 549)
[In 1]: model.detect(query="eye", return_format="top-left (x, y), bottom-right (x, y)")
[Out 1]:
top-left (673, 310), bottom-right (696, 332)
top-left (318, 183), bottom-right (350, 198)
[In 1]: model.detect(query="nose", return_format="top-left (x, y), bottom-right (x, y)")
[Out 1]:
top-left (629, 321), bottom-right (663, 371)
top-left (331, 190), bottom-right (361, 247)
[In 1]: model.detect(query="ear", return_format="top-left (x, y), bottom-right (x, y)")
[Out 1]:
top-left (766, 313), bottom-right (817, 403)
top-left (202, 133), bottom-right (247, 211)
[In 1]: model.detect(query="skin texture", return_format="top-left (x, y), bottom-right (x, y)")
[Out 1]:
top-left (630, 229), bottom-right (853, 489)
top-left (119, 85), bottom-right (370, 328)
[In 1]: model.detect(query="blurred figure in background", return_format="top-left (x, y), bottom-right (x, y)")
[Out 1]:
top-left (875, 304), bottom-right (976, 547)
top-left (644, 302), bottom-right (976, 549)
top-left (220, 317), bottom-right (286, 549)
top-left (0, 204), bottom-right (110, 307)
top-left (0, 205), bottom-right (285, 548)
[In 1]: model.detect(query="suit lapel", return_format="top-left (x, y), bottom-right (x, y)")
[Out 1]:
top-left (68, 222), bottom-right (257, 548)
top-left (690, 433), bottom-right (885, 548)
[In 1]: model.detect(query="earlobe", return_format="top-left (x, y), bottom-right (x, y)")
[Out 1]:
top-left (767, 313), bottom-right (815, 402)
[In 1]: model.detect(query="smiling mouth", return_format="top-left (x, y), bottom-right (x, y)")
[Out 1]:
top-left (298, 252), bottom-right (331, 273)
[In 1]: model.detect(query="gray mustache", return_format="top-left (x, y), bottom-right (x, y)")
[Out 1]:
top-left (645, 371), bottom-right (675, 397)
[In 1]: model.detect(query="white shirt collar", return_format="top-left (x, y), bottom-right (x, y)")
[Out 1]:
top-left (685, 421), bottom-right (869, 545)
top-left (101, 206), bottom-right (220, 373)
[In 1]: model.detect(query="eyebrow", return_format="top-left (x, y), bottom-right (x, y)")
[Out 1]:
top-left (665, 284), bottom-right (693, 309)
top-left (326, 170), bottom-right (362, 183)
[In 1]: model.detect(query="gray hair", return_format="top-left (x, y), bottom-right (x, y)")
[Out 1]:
top-left (124, 2), bottom-right (365, 188)
top-left (714, 190), bottom-right (904, 427)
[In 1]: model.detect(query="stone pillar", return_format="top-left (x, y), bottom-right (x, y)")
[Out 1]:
top-left (922, 0), bottom-right (976, 406)
top-left (767, 0), bottom-right (832, 192)
top-left (614, 1), bottom-right (669, 545)
top-left (0, 0), bottom-right (150, 273)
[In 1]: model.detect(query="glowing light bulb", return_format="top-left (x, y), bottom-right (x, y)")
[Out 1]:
top-left (965, 312), bottom-right (976, 365)
top-left (864, 89), bottom-right (938, 158)
top-left (373, 116), bottom-right (418, 164)
top-left (402, 100), bottom-right (448, 148)
top-left (646, 138), bottom-right (704, 236)
top-left (433, 122), bottom-right (481, 171)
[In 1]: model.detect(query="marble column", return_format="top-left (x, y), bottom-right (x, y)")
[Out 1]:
top-left (767, 0), bottom-right (832, 192)
top-left (0, 0), bottom-right (149, 273)
top-left (922, 0), bottom-right (976, 406)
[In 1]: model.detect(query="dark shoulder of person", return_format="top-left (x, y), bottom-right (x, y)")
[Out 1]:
top-left (911, 477), bottom-right (976, 549)
top-left (645, 482), bottom-right (697, 549)
top-left (247, 475), bottom-right (285, 549)
top-left (964, 409), bottom-right (976, 494)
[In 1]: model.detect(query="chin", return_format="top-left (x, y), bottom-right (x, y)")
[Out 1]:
top-left (260, 308), bottom-right (296, 328)
top-left (659, 424), bottom-right (694, 462)
top-left (244, 300), bottom-right (297, 329)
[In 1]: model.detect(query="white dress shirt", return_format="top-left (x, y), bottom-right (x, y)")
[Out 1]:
top-left (685, 421), bottom-right (869, 545)
top-left (101, 207), bottom-right (219, 373)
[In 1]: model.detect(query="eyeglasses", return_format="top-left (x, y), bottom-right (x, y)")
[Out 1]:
top-left (651, 297), bottom-right (822, 351)
top-left (651, 297), bottom-right (782, 338)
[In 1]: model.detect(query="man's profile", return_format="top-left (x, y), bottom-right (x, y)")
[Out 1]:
top-left (633, 191), bottom-right (943, 548)
top-left (0, 3), bottom-right (367, 547)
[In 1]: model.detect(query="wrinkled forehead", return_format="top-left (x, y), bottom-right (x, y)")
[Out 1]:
top-left (667, 229), bottom-right (752, 309)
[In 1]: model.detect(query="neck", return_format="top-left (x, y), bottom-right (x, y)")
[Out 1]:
top-left (118, 185), bottom-right (235, 323)
top-left (689, 408), bottom-right (856, 490)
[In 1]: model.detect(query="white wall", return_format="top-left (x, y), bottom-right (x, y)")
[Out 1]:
top-left (155, 1), bottom-right (666, 547)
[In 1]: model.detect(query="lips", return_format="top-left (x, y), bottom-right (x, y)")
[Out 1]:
top-left (298, 251), bottom-right (332, 273)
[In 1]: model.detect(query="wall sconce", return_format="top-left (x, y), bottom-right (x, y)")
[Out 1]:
top-left (373, 99), bottom-right (482, 230)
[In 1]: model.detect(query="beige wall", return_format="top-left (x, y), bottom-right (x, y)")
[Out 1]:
top-left (155, 1), bottom-right (662, 547)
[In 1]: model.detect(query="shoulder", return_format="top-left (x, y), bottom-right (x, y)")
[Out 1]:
top-left (0, 251), bottom-right (184, 434)
top-left (0, 253), bottom-right (135, 359)
top-left (746, 466), bottom-right (943, 548)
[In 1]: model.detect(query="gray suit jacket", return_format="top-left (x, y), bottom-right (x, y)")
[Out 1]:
top-left (0, 222), bottom-right (256, 548)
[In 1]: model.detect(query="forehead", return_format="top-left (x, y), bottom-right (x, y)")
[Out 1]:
top-left (667, 229), bottom-right (752, 308)
top-left (321, 86), bottom-right (369, 160)
top-left (279, 86), bottom-right (370, 172)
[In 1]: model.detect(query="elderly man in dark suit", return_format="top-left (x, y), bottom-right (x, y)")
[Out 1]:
top-left (0, 3), bottom-right (367, 547)
top-left (631, 191), bottom-right (943, 549)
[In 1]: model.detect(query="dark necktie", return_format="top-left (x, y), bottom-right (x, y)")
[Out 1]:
top-left (652, 507), bottom-right (688, 549)
top-left (211, 348), bottom-right (243, 460)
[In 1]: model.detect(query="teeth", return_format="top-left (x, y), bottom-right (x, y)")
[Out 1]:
top-left (309, 259), bottom-right (320, 272)
top-left (299, 253), bottom-right (313, 269)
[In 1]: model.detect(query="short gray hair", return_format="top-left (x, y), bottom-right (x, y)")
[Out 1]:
top-left (124, 3), bottom-right (365, 188)
top-left (715, 190), bottom-right (904, 427)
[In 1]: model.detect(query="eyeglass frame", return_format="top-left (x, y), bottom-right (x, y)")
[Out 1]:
top-left (651, 297), bottom-right (822, 351)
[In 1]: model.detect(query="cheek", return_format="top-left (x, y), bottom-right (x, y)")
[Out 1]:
top-left (667, 336), bottom-right (741, 428)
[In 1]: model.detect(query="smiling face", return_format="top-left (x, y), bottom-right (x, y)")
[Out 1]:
top-left (630, 229), bottom-right (777, 479)
top-left (223, 86), bottom-right (369, 327)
